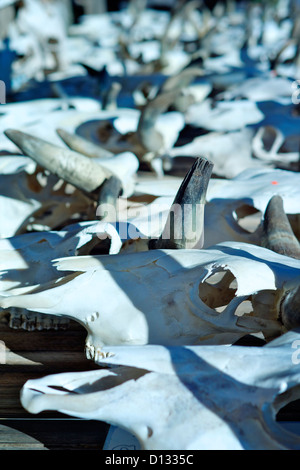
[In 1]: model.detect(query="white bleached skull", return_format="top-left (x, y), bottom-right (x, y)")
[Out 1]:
top-left (0, 242), bottom-right (299, 360)
top-left (184, 98), bottom-right (264, 132)
top-left (20, 330), bottom-right (300, 450)
top-left (0, 220), bottom-right (121, 295)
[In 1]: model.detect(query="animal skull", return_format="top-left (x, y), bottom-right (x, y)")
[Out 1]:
top-left (0, 219), bottom-right (122, 330)
top-left (0, 155), bottom-right (95, 237)
top-left (0, 242), bottom-right (299, 360)
top-left (20, 329), bottom-right (300, 450)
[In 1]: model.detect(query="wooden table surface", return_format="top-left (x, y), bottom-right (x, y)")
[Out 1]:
top-left (0, 314), bottom-right (109, 450)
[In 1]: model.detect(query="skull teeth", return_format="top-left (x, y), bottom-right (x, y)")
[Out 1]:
top-left (8, 310), bottom-right (70, 331)
top-left (85, 341), bottom-right (114, 361)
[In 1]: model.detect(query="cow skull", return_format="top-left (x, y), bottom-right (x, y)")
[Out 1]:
top-left (0, 242), bottom-right (299, 360)
top-left (20, 329), bottom-right (300, 450)
top-left (0, 219), bottom-right (122, 331)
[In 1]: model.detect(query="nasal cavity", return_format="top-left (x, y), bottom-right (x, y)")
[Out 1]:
top-left (199, 270), bottom-right (237, 313)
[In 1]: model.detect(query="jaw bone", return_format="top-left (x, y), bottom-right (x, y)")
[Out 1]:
top-left (0, 242), bottom-right (299, 360)
top-left (20, 330), bottom-right (300, 450)
top-left (0, 220), bottom-right (120, 331)
top-left (0, 220), bottom-right (118, 295)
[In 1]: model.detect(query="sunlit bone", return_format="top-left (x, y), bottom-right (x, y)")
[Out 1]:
top-left (4, 129), bottom-right (129, 206)
top-left (170, 128), bottom-right (265, 179)
top-left (252, 125), bottom-right (300, 167)
top-left (23, 105), bottom-right (184, 176)
top-left (0, 220), bottom-right (121, 331)
top-left (248, 100), bottom-right (300, 169)
top-left (9, 0), bottom-right (69, 79)
top-left (4, 129), bottom-right (113, 194)
top-left (220, 76), bottom-right (294, 103)
top-left (20, 330), bottom-right (300, 450)
top-left (0, 242), bottom-right (299, 360)
top-left (1, 110), bottom-right (139, 197)
top-left (0, 99), bottom-right (102, 154)
top-left (184, 98), bottom-right (264, 131)
top-left (155, 66), bottom-right (210, 113)
top-left (0, 220), bottom-right (121, 295)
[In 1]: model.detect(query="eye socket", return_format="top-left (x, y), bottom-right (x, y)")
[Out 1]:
top-left (198, 270), bottom-right (237, 312)
top-left (198, 270), bottom-right (258, 317)
top-left (260, 126), bottom-right (278, 152)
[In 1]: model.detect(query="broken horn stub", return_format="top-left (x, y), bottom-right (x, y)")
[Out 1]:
top-left (280, 285), bottom-right (300, 330)
top-left (262, 194), bottom-right (300, 260)
top-left (4, 129), bottom-right (115, 198)
top-left (149, 156), bottom-right (214, 250)
top-left (56, 128), bottom-right (114, 159)
top-left (96, 174), bottom-right (123, 210)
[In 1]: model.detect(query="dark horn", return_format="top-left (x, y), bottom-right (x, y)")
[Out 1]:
top-left (262, 195), bottom-right (300, 260)
top-left (149, 156), bottom-right (213, 250)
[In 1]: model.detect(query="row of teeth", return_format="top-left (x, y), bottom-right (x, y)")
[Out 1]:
top-left (8, 310), bottom-right (70, 331)
top-left (85, 341), bottom-right (114, 361)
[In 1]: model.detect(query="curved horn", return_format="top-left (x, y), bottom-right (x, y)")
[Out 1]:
top-left (4, 129), bottom-right (113, 197)
top-left (149, 156), bottom-right (214, 250)
top-left (262, 195), bottom-right (300, 260)
top-left (280, 286), bottom-right (300, 330)
top-left (102, 81), bottom-right (122, 110)
top-left (161, 66), bottom-right (204, 94)
top-left (137, 90), bottom-right (178, 155)
top-left (56, 128), bottom-right (114, 159)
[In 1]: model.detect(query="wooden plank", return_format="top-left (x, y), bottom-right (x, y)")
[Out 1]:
top-left (0, 419), bottom-right (109, 450)
top-left (0, 316), bottom-right (109, 448)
